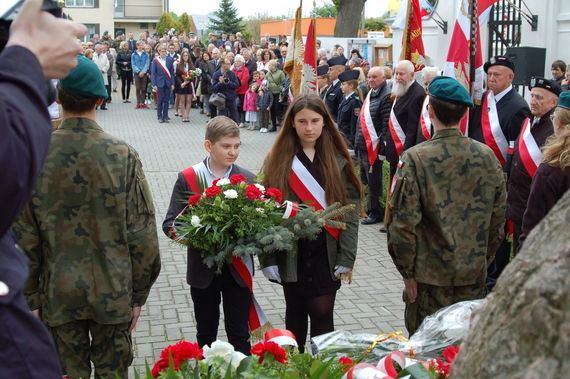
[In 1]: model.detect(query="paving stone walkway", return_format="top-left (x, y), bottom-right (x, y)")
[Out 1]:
top-left (96, 94), bottom-right (405, 375)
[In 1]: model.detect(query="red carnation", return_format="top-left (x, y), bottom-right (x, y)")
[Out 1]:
top-left (443, 345), bottom-right (460, 364)
top-left (250, 341), bottom-right (287, 364)
top-left (265, 188), bottom-right (283, 203)
top-left (245, 184), bottom-right (263, 200)
top-left (188, 194), bottom-right (202, 206)
top-left (205, 185), bottom-right (222, 199)
top-left (212, 178), bottom-right (220, 185)
top-left (151, 359), bottom-right (169, 378)
top-left (172, 341), bottom-right (203, 361)
top-left (338, 356), bottom-right (353, 373)
top-left (230, 174), bottom-right (247, 184)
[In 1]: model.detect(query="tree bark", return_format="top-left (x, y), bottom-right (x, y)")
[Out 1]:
top-left (334, 0), bottom-right (366, 37)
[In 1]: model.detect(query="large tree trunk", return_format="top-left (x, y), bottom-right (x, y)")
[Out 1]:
top-left (450, 189), bottom-right (570, 378)
top-left (333, 0), bottom-right (366, 37)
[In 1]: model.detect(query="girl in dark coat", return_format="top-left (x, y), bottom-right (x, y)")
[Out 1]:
top-left (337, 69), bottom-right (363, 150)
top-left (115, 41), bottom-right (133, 103)
top-left (175, 51), bottom-right (196, 122)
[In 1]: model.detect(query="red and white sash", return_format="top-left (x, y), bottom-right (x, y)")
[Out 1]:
top-left (289, 156), bottom-right (339, 240)
top-left (388, 99), bottom-right (406, 156)
top-left (518, 118), bottom-right (542, 178)
top-left (154, 57), bottom-right (171, 79)
top-left (481, 91), bottom-right (509, 166)
top-left (419, 96), bottom-right (432, 140)
top-left (359, 90), bottom-right (380, 166)
top-left (179, 164), bottom-right (269, 335)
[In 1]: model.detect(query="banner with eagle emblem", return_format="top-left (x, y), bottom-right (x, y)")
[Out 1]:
top-left (283, 6), bottom-right (304, 97)
top-left (300, 18), bottom-right (317, 95)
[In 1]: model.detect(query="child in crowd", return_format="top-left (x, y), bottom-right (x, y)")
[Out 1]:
top-left (162, 116), bottom-right (255, 355)
top-left (252, 71), bottom-right (261, 85)
top-left (258, 69), bottom-right (267, 83)
top-left (244, 82), bottom-right (259, 130)
top-left (256, 80), bottom-right (273, 133)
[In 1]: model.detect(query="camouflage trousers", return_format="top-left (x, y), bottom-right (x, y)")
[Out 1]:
top-left (403, 283), bottom-right (487, 336)
top-left (48, 320), bottom-right (132, 379)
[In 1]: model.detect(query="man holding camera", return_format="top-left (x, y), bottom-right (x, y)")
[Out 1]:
top-left (0, 0), bottom-right (86, 377)
top-left (211, 57), bottom-right (240, 123)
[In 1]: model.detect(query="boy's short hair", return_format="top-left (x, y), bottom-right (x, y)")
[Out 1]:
top-left (429, 96), bottom-right (468, 127)
top-left (205, 116), bottom-right (240, 143)
top-left (552, 59), bottom-right (566, 73)
top-left (56, 84), bottom-right (99, 113)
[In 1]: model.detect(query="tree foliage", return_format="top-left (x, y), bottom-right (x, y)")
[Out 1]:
top-left (313, 3), bottom-right (337, 18)
top-left (243, 13), bottom-right (288, 43)
top-left (209, 0), bottom-right (244, 34)
top-left (156, 12), bottom-right (178, 35)
top-left (365, 18), bottom-right (387, 31)
top-left (177, 13), bottom-right (196, 34)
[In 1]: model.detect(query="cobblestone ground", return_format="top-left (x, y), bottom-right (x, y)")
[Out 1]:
top-left (96, 94), bottom-right (405, 376)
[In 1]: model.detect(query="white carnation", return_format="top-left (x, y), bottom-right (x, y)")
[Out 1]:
top-left (255, 208), bottom-right (265, 214)
top-left (190, 215), bottom-right (202, 227)
top-left (224, 189), bottom-right (238, 199)
top-left (254, 184), bottom-right (265, 192)
top-left (203, 340), bottom-right (234, 365)
top-left (216, 178), bottom-right (231, 186)
top-left (229, 351), bottom-right (246, 369)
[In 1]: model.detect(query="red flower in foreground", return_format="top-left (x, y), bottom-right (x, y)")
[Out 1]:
top-left (188, 194), bottom-right (202, 206)
top-left (230, 174), bottom-right (247, 184)
top-left (431, 358), bottom-right (450, 377)
top-left (251, 341), bottom-right (287, 364)
top-left (338, 356), bottom-right (353, 373)
top-left (265, 188), bottom-right (283, 203)
top-left (443, 345), bottom-right (460, 363)
top-left (152, 341), bottom-right (203, 377)
top-left (245, 184), bottom-right (263, 200)
top-left (205, 185), bottom-right (222, 199)
top-left (212, 178), bottom-right (220, 185)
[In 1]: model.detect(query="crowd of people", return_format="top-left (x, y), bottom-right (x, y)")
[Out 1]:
top-left (3, 5), bottom-right (570, 376)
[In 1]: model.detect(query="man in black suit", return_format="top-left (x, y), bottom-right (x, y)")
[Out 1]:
top-left (385, 60), bottom-right (425, 178)
top-left (324, 55), bottom-right (347, 121)
top-left (207, 48), bottom-right (222, 117)
top-left (241, 48), bottom-right (257, 83)
top-left (162, 117), bottom-right (256, 354)
top-left (127, 32), bottom-right (137, 52)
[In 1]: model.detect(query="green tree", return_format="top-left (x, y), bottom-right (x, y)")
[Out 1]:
top-left (365, 18), bottom-right (386, 31)
top-left (209, 0), bottom-right (244, 34)
top-left (156, 12), bottom-right (177, 35)
top-left (313, 3), bottom-right (337, 18)
top-left (243, 13), bottom-right (287, 42)
top-left (177, 12), bottom-right (196, 34)
top-left (169, 11), bottom-right (179, 21)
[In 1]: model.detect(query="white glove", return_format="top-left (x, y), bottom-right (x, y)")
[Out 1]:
top-left (334, 265), bottom-right (352, 276)
top-left (262, 265), bottom-right (281, 283)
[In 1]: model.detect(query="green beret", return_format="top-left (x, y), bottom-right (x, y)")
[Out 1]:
top-left (428, 75), bottom-right (474, 107)
top-left (59, 55), bottom-right (108, 100)
top-left (557, 92), bottom-right (570, 110)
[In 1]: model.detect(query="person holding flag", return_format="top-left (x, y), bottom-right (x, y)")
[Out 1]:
top-left (355, 66), bottom-right (392, 225)
top-left (260, 94), bottom-right (362, 353)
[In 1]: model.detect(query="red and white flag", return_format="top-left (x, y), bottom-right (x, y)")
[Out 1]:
top-left (301, 18), bottom-right (318, 95)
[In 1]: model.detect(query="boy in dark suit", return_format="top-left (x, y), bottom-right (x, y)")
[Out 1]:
top-left (162, 116), bottom-right (255, 354)
top-left (151, 44), bottom-right (174, 123)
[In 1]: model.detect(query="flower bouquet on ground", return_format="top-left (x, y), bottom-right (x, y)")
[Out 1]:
top-left (170, 174), bottom-right (355, 272)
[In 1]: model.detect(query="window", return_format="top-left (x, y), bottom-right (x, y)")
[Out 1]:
top-left (65, 0), bottom-right (95, 7)
top-left (82, 23), bottom-right (100, 42)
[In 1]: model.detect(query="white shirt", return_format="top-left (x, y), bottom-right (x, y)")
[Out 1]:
top-left (493, 84), bottom-right (513, 103)
top-left (203, 158), bottom-right (233, 187)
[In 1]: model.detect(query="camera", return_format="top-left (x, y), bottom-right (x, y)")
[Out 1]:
top-left (223, 75), bottom-right (230, 84)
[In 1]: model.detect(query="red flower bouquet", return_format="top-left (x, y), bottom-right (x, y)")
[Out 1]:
top-left (251, 341), bottom-right (287, 364)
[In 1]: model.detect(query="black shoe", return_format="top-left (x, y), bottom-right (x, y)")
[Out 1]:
top-left (379, 226), bottom-right (387, 233)
top-left (361, 216), bottom-right (382, 225)
top-left (100, 106), bottom-right (107, 110)
top-left (166, 117), bottom-right (171, 121)
top-left (164, 119), bottom-right (169, 123)
top-left (159, 119), bottom-right (165, 123)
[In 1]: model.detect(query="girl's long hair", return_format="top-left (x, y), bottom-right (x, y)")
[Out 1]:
top-left (262, 94), bottom-right (363, 204)
top-left (542, 107), bottom-right (570, 168)
top-left (176, 51), bottom-right (195, 75)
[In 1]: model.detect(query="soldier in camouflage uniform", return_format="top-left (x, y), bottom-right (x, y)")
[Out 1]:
top-left (13, 56), bottom-right (161, 379)
top-left (387, 76), bottom-right (506, 335)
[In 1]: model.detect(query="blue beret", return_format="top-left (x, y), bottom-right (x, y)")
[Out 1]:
top-left (529, 77), bottom-right (561, 96)
top-left (339, 69), bottom-right (360, 82)
top-left (557, 92), bottom-right (570, 109)
top-left (428, 76), bottom-right (474, 107)
top-left (317, 64), bottom-right (329, 76)
top-left (327, 55), bottom-right (347, 67)
top-left (59, 55), bottom-right (108, 100)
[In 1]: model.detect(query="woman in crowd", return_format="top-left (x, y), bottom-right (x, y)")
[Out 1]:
top-left (145, 44), bottom-right (157, 108)
top-left (257, 49), bottom-right (272, 71)
top-left (260, 94), bottom-right (362, 353)
top-left (116, 41), bottom-right (133, 103)
top-left (84, 48), bottom-right (94, 60)
top-left (232, 54), bottom-right (250, 127)
top-left (174, 50), bottom-right (196, 122)
top-left (337, 69), bottom-right (363, 150)
top-left (199, 51), bottom-right (214, 117)
top-left (520, 92), bottom-right (570, 246)
top-left (265, 60), bottom-right (286, 132)
top-left (132, 40), bottom-right (150, 109)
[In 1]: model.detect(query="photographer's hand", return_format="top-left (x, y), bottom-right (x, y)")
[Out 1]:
top-left (6, 0), bottom-right (87, 79)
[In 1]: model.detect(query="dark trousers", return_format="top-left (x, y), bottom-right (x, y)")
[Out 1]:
top-left (156, 86), bottom-right (170, 121)
top-left (190, 267), bottom-right (251, 354)
top-left (219, 99), bottom-right (239, 123)
top-left (486, 221), bottom-right (521, 291)
top-left (360, 157), bottom-right (384, 220)
top-left (237, 94), bottom-right (246, 123)
top-left (134, 74), bottom-right (147, 104)
top-left (119, 70), bottom-right (133, 100)
top-left (270, 94), bottom-right (281, 129)
top-left (259, 109), bottom-right (270, 129)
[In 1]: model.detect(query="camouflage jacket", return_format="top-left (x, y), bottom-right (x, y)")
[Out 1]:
top-left (387, 128), bottom-right (506, 287)
top-left (13, 118), bottom-right (161, 327)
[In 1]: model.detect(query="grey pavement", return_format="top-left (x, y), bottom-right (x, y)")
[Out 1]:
top-left (96, 93), bottom-right (405, 374)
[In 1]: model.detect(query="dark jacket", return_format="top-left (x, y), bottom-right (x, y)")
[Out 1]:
top-left (0, 46), bottom-right (62, 378)
top-left (244, 59), bottom-right (257, 83)
top-left (211, 69), bottom-right (240, 102)
top-left (355, 82), bottom-right (392, 156)
top-left (116, 50), bottom-right (132, 72)
top-left (520, 164), bottom-right (570, 244)
top-left (162, 163), bottom-right (256, 288)
top-left (198, 59), bottom-right (214, 95)
top-left (385, 80), bottom-right (425, 164)
top-left (150, 55), bottom-right (174, 88)
top-left (256, 89), bottom-right (274, 109)
top-left (337, 93), bottom-right (362, 149)
top-left (507, 109), bottom-right (555, 224)
top-left (324, 79), bottom-right (343, 121)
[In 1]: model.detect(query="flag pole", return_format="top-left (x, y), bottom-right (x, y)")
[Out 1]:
top-left (469, 0), bottom-right (478, 98)
top-left (399, 0), bottom-right (413, 61)
top-left (313, 0), bottom-right (317, 67)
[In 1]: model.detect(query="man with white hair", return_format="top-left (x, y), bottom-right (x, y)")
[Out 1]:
top-left (386, 60), bottom-right (425, 178)
top-left (241, 49), bottom-right (256, 82)
top-left (416, 66), bottom-right (440, 143)
top-left (92, 44), bottom-right (109, 110)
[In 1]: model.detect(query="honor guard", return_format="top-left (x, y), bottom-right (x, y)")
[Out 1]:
top-left (324, 56), bottom-right (348, 121)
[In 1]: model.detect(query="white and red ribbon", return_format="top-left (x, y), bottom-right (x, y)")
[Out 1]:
top-left (481, 91), bottom-right (508, 166)
top-left (419, 96), bottom-right (432, 140)
top-left (154, 57), bottom-right (172, 80)
top-left (388, 99), bottom-right (406, 157)
top-left (264, 329), bottom-right (298, 347)
top-left (289, 156), bottom-right (339, 240)
top-left (518, 117), bottom-right (541, 178)
top-left (360, 90), bottom-right (380, 165)
top-left (281, 200), bottom-right (299, 219)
